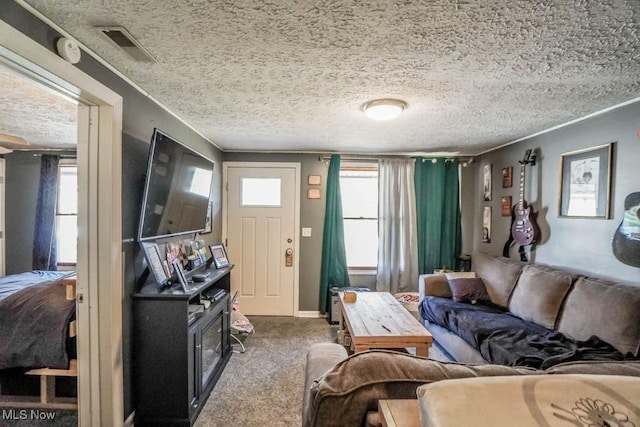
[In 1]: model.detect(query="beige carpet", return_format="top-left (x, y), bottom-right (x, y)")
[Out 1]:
top-left (194, 316), bottom-right (449, 427)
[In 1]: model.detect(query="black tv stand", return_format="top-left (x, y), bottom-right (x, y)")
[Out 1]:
top-left (132, 266), bottom-right (233, 426)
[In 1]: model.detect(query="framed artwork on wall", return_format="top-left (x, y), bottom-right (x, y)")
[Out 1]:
top-left (307, 188), bottom-right (321, 199)
top-left (501, 196), bottom-right (512, 217)
top-left (483, 164), bottom-right (492, 201)
top-left (559, 143), bottom-right (613, 218)
top-left (308, 175), bottom-right (321, 185)
top-left (482, 206), bottom-right (492, 243)
top-left (502, 166), bottom-right (513, 188)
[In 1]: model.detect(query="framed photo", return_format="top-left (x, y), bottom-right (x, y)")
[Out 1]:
top-left (172, 259), bottom-right (189, 292)
top-left (502, 166), bottom-right (513, 188)
top-left (483, 164), bottom-right (492, 201)
top-left (559, 143), bottom-right (613, 218)
top-left (307, 188), bottom-right (321, 199)
top-left (141, 242), bottom-right (170, 286)
top-left (307, 175), bottom-right (321, 185)
top-left (482, 206), bottom-right (492, 243)
top-left (209, 243), bottom-right (230, 269)
top-left (501, 196), bottom-right (512, 217)
top-left (200, 201), bottom-right (213, 234)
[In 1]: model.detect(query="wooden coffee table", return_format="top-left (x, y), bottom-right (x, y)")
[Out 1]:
top-left (338, 292), bottom-right (432, 356)
top-left (378, 399), bottom-right (420, 427)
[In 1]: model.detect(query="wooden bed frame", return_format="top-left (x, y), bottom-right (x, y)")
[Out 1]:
top-left (0, 276), bottom-right (78, 410)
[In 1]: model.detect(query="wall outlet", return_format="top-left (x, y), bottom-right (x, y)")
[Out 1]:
top-left (301, 227), bottom-right (312, 237)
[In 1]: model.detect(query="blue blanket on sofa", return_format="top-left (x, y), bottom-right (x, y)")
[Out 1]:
top-left (419, 296), bottom-right (633, 369)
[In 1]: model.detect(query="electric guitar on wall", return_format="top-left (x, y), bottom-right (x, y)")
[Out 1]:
top-left (511, 149), bottom-right (540, 246)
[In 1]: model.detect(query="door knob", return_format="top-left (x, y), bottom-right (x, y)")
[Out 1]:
top-left (285, 248), bottom-right (293, 267)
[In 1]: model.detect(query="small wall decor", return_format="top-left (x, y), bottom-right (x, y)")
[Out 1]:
top-left (502, 166), bottom-right (513, 188)
top-left (482, 206), bottom-right (492, 243)
top-left (501, 196), bottom-right (512, 217)
top-left (308, 175), bottom-right (321, 185)
top-left (559, 143), bottom-right (613, 218)
top-left (307, 188), bottom-right (321, 199)
top-left (483, 164), bottom-right (492, 201)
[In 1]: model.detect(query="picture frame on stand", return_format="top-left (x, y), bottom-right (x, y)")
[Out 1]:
top-left (209, 243), bottom-right (230, 269)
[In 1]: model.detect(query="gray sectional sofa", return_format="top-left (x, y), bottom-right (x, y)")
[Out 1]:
top-left (302, 253), bottom-right (640, 427)
top-left (418, 252), bottom-right (640, 365)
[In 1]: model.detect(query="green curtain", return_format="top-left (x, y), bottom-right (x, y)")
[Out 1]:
top-left (319, 154), bottom-right (350, 313)
top-left (414, 158), bottom-right (461, 274)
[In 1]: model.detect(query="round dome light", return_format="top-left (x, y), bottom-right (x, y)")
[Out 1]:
top-left (362, 99), bottom-right (407, 121)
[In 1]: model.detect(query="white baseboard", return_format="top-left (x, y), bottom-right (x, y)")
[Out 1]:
top-left (297, 311), bottom-right (325, 318)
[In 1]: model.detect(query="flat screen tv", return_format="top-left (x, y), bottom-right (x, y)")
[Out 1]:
top-left (138, 129), bottom-right (214, 241)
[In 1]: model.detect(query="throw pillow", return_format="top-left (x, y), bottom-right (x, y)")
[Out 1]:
top-left (448, 278), bottom-right (490, 304)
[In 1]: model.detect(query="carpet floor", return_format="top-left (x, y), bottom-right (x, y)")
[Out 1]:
top-left (194, 316), bottom-right (449, 427)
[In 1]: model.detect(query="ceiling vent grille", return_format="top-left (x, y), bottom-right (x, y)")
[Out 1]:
top-left (96, 26), bottom-right (157, 63)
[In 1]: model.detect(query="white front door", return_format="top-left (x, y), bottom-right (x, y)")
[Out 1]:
top-left (224, 163), bottom-right (300, 315)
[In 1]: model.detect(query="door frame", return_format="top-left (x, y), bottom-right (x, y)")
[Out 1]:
top-left (1, 21), bottom-right (124, 426)
top-left (222, 162), bottom-right (301, 316)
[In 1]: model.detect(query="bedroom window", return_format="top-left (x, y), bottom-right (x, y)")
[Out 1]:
top-left (56, 164), bottom-right (78, 265)
top-left (339, 166), bottom-right (379, 271)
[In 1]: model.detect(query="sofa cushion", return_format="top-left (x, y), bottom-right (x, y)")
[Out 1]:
top-left (416, 375), bottom-right (640, 427)
top-left (472, 252), bottom-right (524, 308)
top-left (420, 272), bottom-right (477, 299)
top-left (304, 350), bottom-right (538, 427)
top-left (557, 277), bottom-right (640, 357)
top-left (421, 274), bottom-right (452, 298)
top-left (447, 278), bottom-right (490, 304)
top-left (508, 264), bottom-right (576, 330)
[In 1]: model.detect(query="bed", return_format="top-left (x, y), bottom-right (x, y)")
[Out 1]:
top-left (0, 270), bottom-right (78, 409)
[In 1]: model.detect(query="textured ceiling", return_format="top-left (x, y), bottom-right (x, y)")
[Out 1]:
top-left (22, 0), bottom-right (640, 154)
top-left (0, 67), bottom-right (77, 149)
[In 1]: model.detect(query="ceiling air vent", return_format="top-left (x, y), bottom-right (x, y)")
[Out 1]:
top-left (96, 26), bottom-right (157, 63)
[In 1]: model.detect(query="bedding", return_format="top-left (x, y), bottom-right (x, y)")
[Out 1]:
top-left (420, 296), bottom-right (633, 369)
top-left (0, 271), bottom-right (76, 370)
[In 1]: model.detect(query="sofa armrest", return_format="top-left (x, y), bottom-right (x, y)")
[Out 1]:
top-left (418, 273), bottom-right (452, 300)
top-left (304, 350), bottom-right (539, 427)
top-left (302, 343), bottom-right (348, 426)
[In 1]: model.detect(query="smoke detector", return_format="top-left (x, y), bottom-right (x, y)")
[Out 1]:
top-left (96, 26), bottom-right (157, 63)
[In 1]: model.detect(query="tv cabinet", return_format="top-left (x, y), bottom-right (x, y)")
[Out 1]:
top-left (132, 266), bottom-right (232, 426)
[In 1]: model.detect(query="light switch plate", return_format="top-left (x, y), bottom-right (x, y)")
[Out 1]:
top-left (302, 227), bottom-right (312, 237)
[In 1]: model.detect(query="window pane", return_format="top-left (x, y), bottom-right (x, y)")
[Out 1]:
top-left (340, 170), bottom-right (378, 218)
top-left (57, 166), bottom-right (77, 215)
top-left (56, 215), bottom-right (77, 263)
top-left (343, 219), bottom-right (378, 267)
top-left (241, 178), bottom-right (281, 206)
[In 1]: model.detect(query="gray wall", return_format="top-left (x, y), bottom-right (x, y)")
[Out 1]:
top-left (4, 152), bottom-right (40, 274)
top-left (1, 4), bottom-right (224, 419)
top-left (466, 101), bottom-right (640, 283)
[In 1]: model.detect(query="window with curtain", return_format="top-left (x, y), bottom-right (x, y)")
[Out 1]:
top-left (56, 163), bottom-right (77, 266)
top-left (339, 166), bottom-right (378, 270)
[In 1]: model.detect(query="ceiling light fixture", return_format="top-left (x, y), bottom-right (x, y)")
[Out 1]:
top-left (362, 99), bottom-right (407, 121)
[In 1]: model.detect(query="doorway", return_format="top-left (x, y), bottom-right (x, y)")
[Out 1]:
top-left (1, 21), bottom-right (123, 426)
top-left (223, 162), bottom-right (300, 316)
